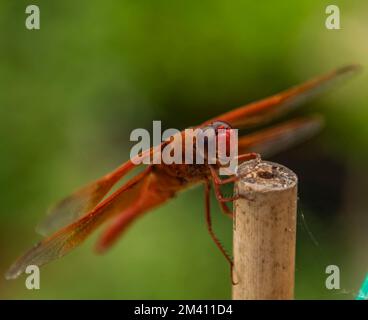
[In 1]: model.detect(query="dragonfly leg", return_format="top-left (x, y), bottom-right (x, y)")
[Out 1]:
top-left (207, 166), bottom-right (234, 218)
top-left (237, 152), bottom-right (260, 164)
top-left (209, 165), bottom-right (237, 197)
top-left (209, 161), bottom-right (255, 210)
top-left (204, 181), bottom-right (237, 285)
top-left (211, 152), bottom-right (259, 185)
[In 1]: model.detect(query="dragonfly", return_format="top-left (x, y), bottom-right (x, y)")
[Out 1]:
top-left (5, 65), bottom-right (360, 280)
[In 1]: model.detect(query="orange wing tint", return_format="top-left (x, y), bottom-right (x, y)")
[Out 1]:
top-left (238, 116), bottom-right (324, 157)
top-left (36, 147), bottom-right (158, 236)
top-left (204, 65), bottom-right (360, 129)
top-left (5, 167), bottom-right (152, 280)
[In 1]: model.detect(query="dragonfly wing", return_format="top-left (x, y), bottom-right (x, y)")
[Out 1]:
top-left (36, 147), bottom-right (157, 236)
top-left (36, 172), bottom-right (126, 237)
top-left (238, 116), bottom-right (323, 158)
top-left (96, 171), bottom-right (175, 253)
top-left (204, 65), bottom-right (360, 129)
top-left (6, 167), bottom-right (152, 280)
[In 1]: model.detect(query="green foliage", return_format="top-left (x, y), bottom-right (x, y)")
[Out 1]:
top-left (0, 0), bottom-right (367, 299)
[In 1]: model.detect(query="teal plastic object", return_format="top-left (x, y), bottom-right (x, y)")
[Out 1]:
top-left (356, 273), bottom-right (368, 300)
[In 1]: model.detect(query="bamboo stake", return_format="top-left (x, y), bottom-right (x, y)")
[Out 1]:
top-left (232, 159), bottom-right (298, 300)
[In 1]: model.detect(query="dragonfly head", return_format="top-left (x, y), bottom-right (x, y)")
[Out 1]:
top-left (196, 121), bottom-right (236, 165)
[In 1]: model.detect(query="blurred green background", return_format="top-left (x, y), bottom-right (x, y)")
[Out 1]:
top-left (0, 0), bottom-right (367, 299)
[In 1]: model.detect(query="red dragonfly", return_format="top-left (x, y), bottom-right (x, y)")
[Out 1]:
top-left (5, 65), bottom-right (360, 280)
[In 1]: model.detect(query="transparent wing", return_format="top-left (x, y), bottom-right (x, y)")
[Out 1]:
top-left (238, 116), bottom-right (324, 157)
top-left (36, 147), bottom-right (157, 236)
top-left (203, 65), bottom-right (360, 129)
top-left (5, 168), bottom-right (152, 280)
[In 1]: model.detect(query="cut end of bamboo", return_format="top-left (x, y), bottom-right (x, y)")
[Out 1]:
top-left (232, 158), bottom-right (298, 300)
top-left (236, 159), bottom-right (297, 193)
